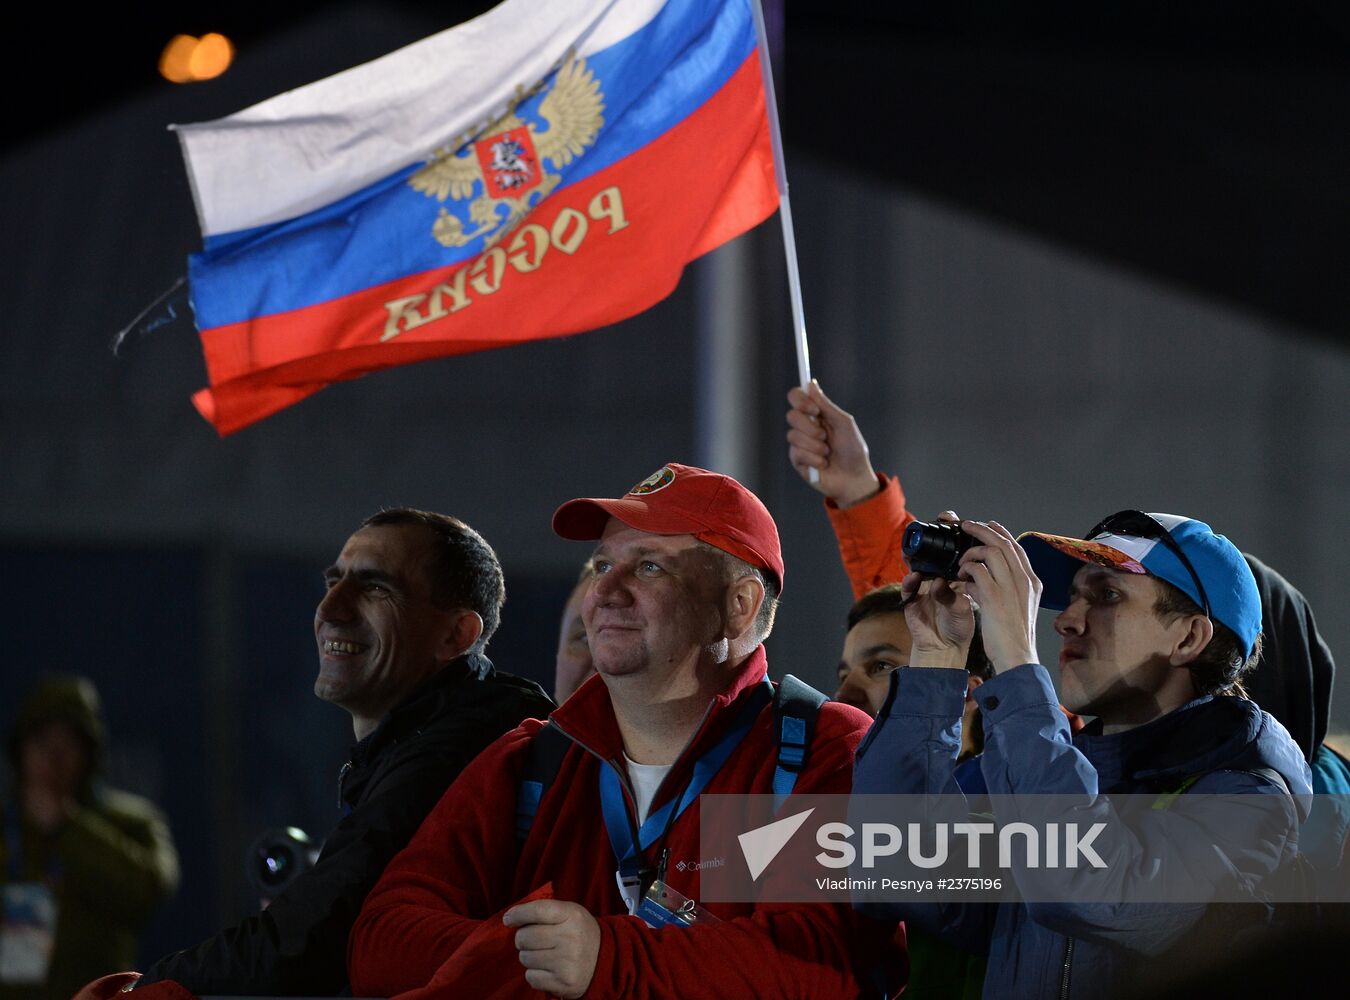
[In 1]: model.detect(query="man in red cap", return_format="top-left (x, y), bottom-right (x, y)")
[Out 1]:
top-left (348, 464), bottom-right (896, 1000)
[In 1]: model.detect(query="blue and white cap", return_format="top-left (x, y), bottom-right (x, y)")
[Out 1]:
top-left (1019, 512), bottom-right (1262, 657)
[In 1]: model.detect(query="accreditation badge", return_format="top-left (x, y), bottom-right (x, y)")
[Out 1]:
top-left (633, 880), bottom-right (720, 930)
top-left (0, 883), bottom-right (58, 984)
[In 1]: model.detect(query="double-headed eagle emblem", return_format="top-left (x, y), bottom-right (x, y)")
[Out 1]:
top-left (409, 52), bottom-right (605, 250)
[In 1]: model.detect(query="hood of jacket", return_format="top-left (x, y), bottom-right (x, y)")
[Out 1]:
top-left (9, 674), bottom-right (106, 793)
top-left (1242, 552), bottom-right (1335, 763)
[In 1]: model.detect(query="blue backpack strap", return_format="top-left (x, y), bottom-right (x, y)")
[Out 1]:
top-left (515, 721), bottom-right (572, 846)
top-left (772, 675), bottom-right (827, 811)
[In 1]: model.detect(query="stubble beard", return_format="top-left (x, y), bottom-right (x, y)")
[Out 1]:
top-left (590, 628), bottom-right (653, 679)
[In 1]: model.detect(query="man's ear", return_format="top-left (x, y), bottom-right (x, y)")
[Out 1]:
top-left (964, 673), bottom-right (984, 701)
top-left (723, 575), bottom-right (766, 643)
top-left (439, 610), bottom-right (485, 662)
top-left (1169, 615), bottom-right (1214, 667)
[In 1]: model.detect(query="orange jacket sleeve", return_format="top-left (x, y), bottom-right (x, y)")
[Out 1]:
top-left (824, 473), bottom-right (916, 600)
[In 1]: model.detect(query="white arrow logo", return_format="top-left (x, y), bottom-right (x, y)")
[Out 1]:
top-left (738, 808), bottom-right (815, 881)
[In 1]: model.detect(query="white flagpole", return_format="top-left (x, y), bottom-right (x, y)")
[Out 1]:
top-left (750, 0), bottom-right (819, 481)
top-left (750, 0), bottom-right (810, 388)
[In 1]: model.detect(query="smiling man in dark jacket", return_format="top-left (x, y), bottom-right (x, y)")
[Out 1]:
top-left (130, 508), bottom-right (554, 995)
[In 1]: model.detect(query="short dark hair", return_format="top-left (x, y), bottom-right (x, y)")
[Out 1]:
top-left (1152, 577), bottom-right (1261, 697)
top-left (846, 583), bottom-right (993, 681)
top-left (361, 508), bottom-right (505, 652)
top-left (846, 584), bottom-right (904, 631)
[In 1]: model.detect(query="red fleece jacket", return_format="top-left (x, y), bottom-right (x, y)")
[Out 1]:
top-left (348, 648), bottom-right (896, 999)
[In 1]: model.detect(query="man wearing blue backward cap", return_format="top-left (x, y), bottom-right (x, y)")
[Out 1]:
top-left (1019, 509), bottom-right (1264, 722)
top-left (851, 511), bottom-right (1313, 999)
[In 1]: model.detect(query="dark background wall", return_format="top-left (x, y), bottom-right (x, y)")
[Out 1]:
top-left (2, 0), bottom-right (1346, 967)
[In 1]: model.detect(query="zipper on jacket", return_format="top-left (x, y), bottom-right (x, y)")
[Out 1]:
top-left (1059, 937), bottom-right (1075, 1000)
top-left (548, 675), bottom-right (768, 810)
top-left (336, 760), bottom-right (353, 810)
top-left (547, 717), bottom-right (692, 896)
top-left (548, 683), bottom-right (758, 829)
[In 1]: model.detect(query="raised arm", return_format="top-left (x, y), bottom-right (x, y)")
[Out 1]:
top-left (785, 381), bottom-right (915, 597)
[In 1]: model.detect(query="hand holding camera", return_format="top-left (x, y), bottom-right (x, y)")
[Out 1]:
top-left (903, 516), bottom-right (1043, 673)
top-left (902, 517), bottom-right (976, 579)
top-left (899, 513), bottom-right (977, 668)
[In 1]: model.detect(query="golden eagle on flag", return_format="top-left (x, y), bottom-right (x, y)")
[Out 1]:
top-left (409, 52), bottom-right (605, 251)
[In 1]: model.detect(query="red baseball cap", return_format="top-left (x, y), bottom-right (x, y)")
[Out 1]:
top-left (552, 463), bottom-right (784, 591)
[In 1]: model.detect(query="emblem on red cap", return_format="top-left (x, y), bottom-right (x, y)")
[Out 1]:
top-left (629, 466), bottom-right (676, 495)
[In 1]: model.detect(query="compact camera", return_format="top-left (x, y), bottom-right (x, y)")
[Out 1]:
top-left (901, 520), bottom-right (974, 579)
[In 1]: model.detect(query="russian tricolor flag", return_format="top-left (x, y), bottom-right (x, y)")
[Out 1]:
top-left (175, 0), bottom-right (778, 435)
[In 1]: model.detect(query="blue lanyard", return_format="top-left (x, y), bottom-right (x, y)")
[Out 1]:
top-left (600, 680), bottom-right (770, 879)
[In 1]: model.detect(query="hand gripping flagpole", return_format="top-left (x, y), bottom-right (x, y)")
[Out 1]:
top-left (750, 0), bottom-right (819, 482)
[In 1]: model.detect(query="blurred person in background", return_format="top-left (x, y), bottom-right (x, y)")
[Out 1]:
top-left (1, 675), bottom-right (178, 1000)
top-left (553, 561), bottom-right (596, 703)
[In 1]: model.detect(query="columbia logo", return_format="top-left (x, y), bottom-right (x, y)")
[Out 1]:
top-left (673, 857), bottom-right (726, 873)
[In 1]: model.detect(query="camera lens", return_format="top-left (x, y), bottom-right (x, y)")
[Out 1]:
top-left (259, 845), bottom-right (293, 885)
top-left (247, 827), bottom-right (318, 897)
top-left (902, 521), bottom-right (974, 579)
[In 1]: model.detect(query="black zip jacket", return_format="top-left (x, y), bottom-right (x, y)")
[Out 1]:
top-left (138, 654), bottom-right (553, 995)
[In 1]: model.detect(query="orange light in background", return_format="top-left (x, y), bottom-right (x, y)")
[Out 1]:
top-left (159, 35), bottom-right (198, 83)
top-left (160, 32), bottom-right (234, 84)
top-left (188, 33), bottom-right (233, 81)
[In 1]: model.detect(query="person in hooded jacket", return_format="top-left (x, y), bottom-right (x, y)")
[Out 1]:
top-left (1242, 553), bottom-right (1350, 882)
top-left (852, 509), bottom-right (1312, 999)
top-left (1122, 554), bottom-right (1350, 997)
top-left (1, 675), bottom-right (178, 1000)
